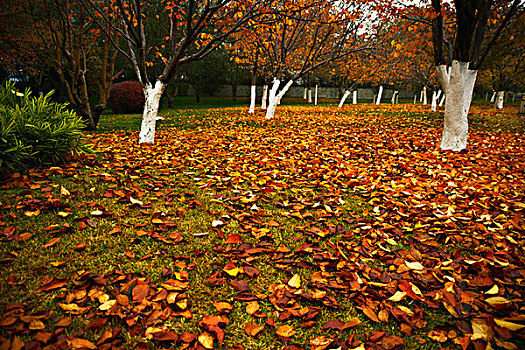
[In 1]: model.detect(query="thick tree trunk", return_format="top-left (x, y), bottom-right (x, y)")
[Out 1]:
top-left (261, 85), bottom-right (268, 110)
top-left (249, 84), bottom-right (256, 114)
top-left (265, 80), bottom-right (293, 120)
top-left (138, 80), bottom-right (167, 144)
top-left (338, 90), bottom-right (350, 107)
top-left (375, 86), bottom-right (383, 105)
top-left (269, 79), bottom-right (280, 105)
top-left (495, 91), bottom-right (505, 109)
top-left (353, 90), bottom-right (357, 104)
top-left (423, 86), bottom-right (428, 105)
top-left (437, 61), bottom-right (477, 151)
top-left (314, 85), bottom-right (318, 105)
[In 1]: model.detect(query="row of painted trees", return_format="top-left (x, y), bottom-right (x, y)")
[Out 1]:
top-left (0, 0), bottom-right (523, 150)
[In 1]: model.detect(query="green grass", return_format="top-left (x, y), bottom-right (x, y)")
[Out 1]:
top-left (1, 102), bottom-right (524, 349)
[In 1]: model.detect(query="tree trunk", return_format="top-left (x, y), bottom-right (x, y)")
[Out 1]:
top-left (314, 85), bottom-right (318, 105)
top-left (490, 91), bottom-right (496, 103)
top-left (437, 61), bottom-right (477, 151)
top-left (414, 94), bottom-right (417, 104)
top-left (303, 87), bottom-right (307, 100)
top-left (249, 84), bottom-right (256, 114)
top-left (353, 90), bottom-right (357, 104)
top-left (261, 85), bottom-right (268, 110)
top-left (495, 91), bottom-right (505, 109)
top-left (138, 80), bottom-right (167, 144)
top-left (431, 91), bottom-right (438, 112)
top-left (338, 90), bottom-right (351, 108)
top-left (439, 93), bottom-right (446, 107)
top-left (519, 95), bottom-right (525, 114)
top-left (391, 90), bottom-right (399, 104)
top-left (266, 80), bottom-right (293, 120)
top-left (375, 86), bottom-right (383, 105)
top-left (269, 79), bottom-right (280, 105)
top-left (308, 88), bottom-right (312, 103)
top-left (423, 86), bottom-right (428, 105)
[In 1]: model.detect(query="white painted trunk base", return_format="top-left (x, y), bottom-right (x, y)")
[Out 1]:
top-left (266, 80), bottom-right (293, 120)
top-left (437, 61), bottom-right (478, 151)
top-left (353, 90), bottom-right (357, 104)
top-left (308, 89), bottom-right (312, 103)
top-left (431, 91), bottom-right (438, 112)
top-left (414, 95), bottom-right (417, 104)
top-left (261, 85), bottom-right (268, 110)
top-left (490, 91), bottom-right (496, 103)
top-left (249, 85), bottom-right (256, 114)
top-left (339, 90), bottom-right (351, 108)
top-left (423, 86), bottom-right (428, 105)
top-left (376, 86), bottom-right (383, 105)
top-left (314, 85), bottom-right (318, 105)
top-left (303, 88), bottom-right (307, 100)
top-left (139, 80), bottom-right (167, 144)
top-left (439, 94), bottom-right (446, 107)
top-left (495, 91), bottom-right (505, 109)
top-left (391, 90), bottom-right (399, 104)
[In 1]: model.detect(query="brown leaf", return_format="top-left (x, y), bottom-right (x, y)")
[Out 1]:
top-left (132, 283), bottom-right (150, 303)
top-left (224, 234), bottom-right (242, 244)
top-left (322, 319), bottom-right (344, 330)
top-left (245, 322), bottom-right (264, 337)
top-left (38, 277), bottom-right (67, 291)
top-left (276, 324), bottom-right (296, 338)
top-left (230, 280), bottom-right (250, 292)
top-left (342, 318), bottom-right (362, 330)
top-left (310, 336), bottom-right (333, 350)
top-left (42, 237), bottom-right (60, 248)
top-left (362, 306), bottom-right (380, 322)
top-left (67, 338), bottom-right (97, 349)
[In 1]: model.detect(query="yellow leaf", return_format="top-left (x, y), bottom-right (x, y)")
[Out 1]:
top-left (494, 319), bottom-right (525, 331)
top-left (224, 267), bottom-right (239, 277)
top-left (99, 299), bottom-right (116, 311)
top-left (61, 186), bottom-right (70, 196)
top-left (405, 261), bottom-right (425, 271)
top-left (288, 274), bottom-right (301, 288)
top-left (485, 296), bottom-right (511, 306)
top-left (485, 285), bottom-right (499, 295)
top-left (388, 291), bottom-right (407, 302)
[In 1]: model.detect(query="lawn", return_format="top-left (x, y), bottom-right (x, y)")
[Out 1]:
top-left (1, 102), bottom-right (524, 350)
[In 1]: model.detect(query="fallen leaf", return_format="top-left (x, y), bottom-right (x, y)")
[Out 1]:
top-left (245, 322), bottom-right (264, 336)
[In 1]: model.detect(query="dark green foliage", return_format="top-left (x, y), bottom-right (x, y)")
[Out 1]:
top-left (0, 81), bottom-right (89, 172)
top-left (108, 81), bottom-right (145, 114)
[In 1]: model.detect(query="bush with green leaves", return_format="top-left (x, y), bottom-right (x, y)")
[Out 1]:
top-left (0, 81), bottom-right (90, 172)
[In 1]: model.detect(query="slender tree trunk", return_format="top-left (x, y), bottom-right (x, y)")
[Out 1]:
top-left (249, 75), bottom-right (256, 114)
top-left (431, 91), bottom-right (438, 112)
top-left (353, 90), bottom-right (358, 104)
top-left (519, 95), bottom-right (525, 114)
top-left (303, 87), bottom-right (307, 100)
top-left (436, 61), bottom-right (477, 151)
top-left (391, 90), bottom-right (399, 104)
top-left (376, 86), bottom-right (383, 105)
top-left (266, 80), bottom-right (293, 120)
top-left (261, 84), bottom-right (268, 110)
top-left (308, 88), bottom-right (312, 103)
top-left (439, 93), bottom-right (446, 106)
top-left (138, 80), bottom-right (167, 144)
top-left (490, 91), bottom-right (496, 103)
top-left (314, 85), bottom-right (318, 105)
top-left (423, 86), bottom-right (428, 105)
top-left (495, 91), bottom-right (505, 109)
top-left (338, 90), bottom-right (351, 107)
top-left (414, 94), bottom-right (417, 104)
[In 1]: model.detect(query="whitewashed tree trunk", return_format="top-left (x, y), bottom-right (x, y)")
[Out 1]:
top-left (303, 88), bottom-right (307, 100)
top-left (138, 80), bottom-right (167, 144)
top-left (414, 94), bottom-right (417, 104)
top-left (269, 79), bottom-right (280, 105)
top-left (431, 91), bottom-right (438, 112)
top-left (266, 80), bottom-right (293, 120)
top-left (261, 85), bottom-right (268, 110)
top-left (439, 93), bottom-right (446, 107)
top-left (423, 86), bottom-right (428, 105)
top-left (391, 90), bottom-right (399, 104)
top-left (485, 92), bottom-right (489, 101)
top-left (436, 61), bottom-right (478, 151)
top-left (353, 90), bottom-right (357, 104)
top-left (420, 91), bottom-right (423, 102)
top-left (495, 91), bottom-right (505, 109)
top-left (490, 91), bottom-right (496, 103)
top-left (338, 90), bottom-right (351, 107)
top-left (375, 86), bottom-right (383, 105)
top-left (308, 88), bottom-right (312, 103)
top-left (249, 84), bottom-right (256, 114)
top-left (314, 85), bottom-right (318, 105)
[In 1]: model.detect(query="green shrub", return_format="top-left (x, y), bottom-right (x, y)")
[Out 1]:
top-left (0, 81), bottom-right (90, 172)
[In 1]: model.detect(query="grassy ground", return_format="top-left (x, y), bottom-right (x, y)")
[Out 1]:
top-left (1, 101), bottom-right (524, 350)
